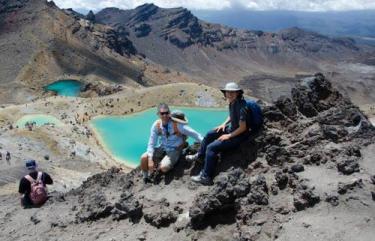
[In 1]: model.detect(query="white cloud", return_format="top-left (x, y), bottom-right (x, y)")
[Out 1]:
top-left (51, 0), bottom-right (375, 11)
top-left (235, 0), bottom-right (375, 11)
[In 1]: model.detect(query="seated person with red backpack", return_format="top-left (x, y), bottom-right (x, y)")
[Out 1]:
top-left (19, 160), bottom-right (53, 208)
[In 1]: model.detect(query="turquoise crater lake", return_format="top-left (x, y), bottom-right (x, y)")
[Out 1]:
top-left (44, 79), bottom-right (83, 97)
top-left (90, 107), bottom-right (227, 167)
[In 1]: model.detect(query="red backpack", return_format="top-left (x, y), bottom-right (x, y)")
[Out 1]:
top-left (24, 172), bottom-right (48, 205)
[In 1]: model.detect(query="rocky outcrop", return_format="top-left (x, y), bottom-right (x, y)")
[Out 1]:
top-left (86, 10), bottom-right (95, 22)
top-left (80, 82), bottom-right (123, 97)
top-left (293, 182), bottom-right (320, 211)
top-left (143, 199), bottom-right (179, 228)
top-left (95, 4), bottom-right (364, 56)
top-left (134, 23), bottom-right (152, 37)
top-left (189, 168), bottom-right (251, 228)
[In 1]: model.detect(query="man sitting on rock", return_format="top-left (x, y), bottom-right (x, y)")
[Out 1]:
top-left (19, 160), bottom-right (53, 208)
top-left (140, 103), bottom-right (203, 183)
top-left (187, 82), bottom-right (260, 185)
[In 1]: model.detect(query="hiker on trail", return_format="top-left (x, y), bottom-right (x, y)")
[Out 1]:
top-left (140, 103), bottom-right (203, 183)
top-left (5, 151), bottom-right (10, 162)
top-left (187, 82), bottom-right (263, 185)
top-left (18, 160), bottom-right (53, 208)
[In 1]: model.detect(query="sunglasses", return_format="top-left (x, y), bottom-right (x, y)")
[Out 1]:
top-left (159, 111), bottom-right (170, 115)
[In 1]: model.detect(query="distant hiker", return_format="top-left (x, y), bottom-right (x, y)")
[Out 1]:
top-left (187, 82), bottom-right (263, 185)
top-left (18, 160), bottom-right (53, 208)
top-left (5, 151), bottom-right (10, 162)
top-left (140, 103), bottom-right (203, 183)
top-left (0, 152), bottom-right (2, 160)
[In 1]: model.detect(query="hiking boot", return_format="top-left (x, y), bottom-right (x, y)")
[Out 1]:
top-left (143, 177), bottom-right (151, 184)
top-left (191, 173), bottom-right (212, 185)
top-left (186, 153), bottom-right (201, 163)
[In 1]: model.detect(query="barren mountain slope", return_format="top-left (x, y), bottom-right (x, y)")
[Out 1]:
top-left (0, 0), bottom-right (195, 104)
top-left (96, 4), bottom-right (375, 107)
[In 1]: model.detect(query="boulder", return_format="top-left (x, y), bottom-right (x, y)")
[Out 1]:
top-left (337, 159), bottom-right (359, 175)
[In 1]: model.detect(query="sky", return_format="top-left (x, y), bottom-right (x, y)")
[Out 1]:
top-left (52, 0), bottom-right (375, 12)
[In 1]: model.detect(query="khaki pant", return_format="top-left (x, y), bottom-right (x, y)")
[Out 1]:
top-left (147, 147), bottom-right (182, 171)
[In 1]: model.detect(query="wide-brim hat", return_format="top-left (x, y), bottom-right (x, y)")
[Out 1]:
top-left (171, 110), bottom-right (188, 124)
top-left (220, 82), bottom-right (244, 94)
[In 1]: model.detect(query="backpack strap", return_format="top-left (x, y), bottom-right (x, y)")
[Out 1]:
top-left (36, 172), bottom-right (43, 182)
top-left (24, 175), bottom-right (35, 183)
top-left (156, 120), bottom-right (181, 136)
top-left (156, 120), bottom-right (162, 135)
top-left (172, 122), bottom-right (188, 148)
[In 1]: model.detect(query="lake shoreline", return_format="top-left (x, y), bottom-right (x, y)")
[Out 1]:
top-left (88, 121), bottom-right (137, 170)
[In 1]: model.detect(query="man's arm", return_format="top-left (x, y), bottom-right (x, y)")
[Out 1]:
top-left (178, 124), bottom-right (203, 143)
top-left (43, 173), bottom-right (53, 185)
top-left (18, 178), bottom-right (28, 194)
top-left (218, 120), bottom-right (247, 141)
top-left (146, 121), bottom-right (159, 158)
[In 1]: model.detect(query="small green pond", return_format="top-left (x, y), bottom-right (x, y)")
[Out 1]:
top-left (44, 79), bottom-right (83, 97)
top-left (16, 114), bottom-right (63, 128)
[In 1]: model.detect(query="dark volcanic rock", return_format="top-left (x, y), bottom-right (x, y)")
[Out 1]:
top-left (132, 3), bottom-right (158, 23)
top-left (291, 73), bottom-right (348, 118)
top-left (0, 0), bottom-right (29, 14)
top-left (322, 125), bottom-right (348, 142)
top-left (263, 106), bottom-right (286, 122)
top-left (112, 192), bottom-right (143, 222)
top-left (81, 83), bottom-right (123, 97)
top-left (134, 23), bottom-right (151, 37)
top-left (337, 159), bottom-right (360, 175)
top-left (86, 10), bottom-right (95, 22)
top-left (143, 199), bottom-right (178, 228)
top-left (291, 86), bottom-right (318, 117)
top-left (275, 96), bottom-right (297, 120)
top-left (344, 146), bottom-right (361, 157)
top-left (293, 183), bottom-right (320, 211)
top-left (76, 191), bottom-right (114, 222)
top-left (168, 31), bottom-right (192, 48)
top-left (189, 168), bottom-right (251, 228)
top-left (371, 175), bottom-right (375, 185)
top-left (247, 175), bottom-right (269, 205)
top-left (266, 145), bottom-right (290, 166)
top-left (337, 179), bottom-right (363, 194)
top-left (275, 171), bottom-right (288, 190)
top-left (104, 28), bottom-right (137, 56)
top-left (291, 164), bottom-right (305, 173)
top-left (325, 194), bottom-right (339, 206)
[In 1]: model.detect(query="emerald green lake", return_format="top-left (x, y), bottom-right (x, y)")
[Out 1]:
top-left (90, 107), bottom-right (227, 167)
top-left (45, 79), bottom-right (83, 97)
top-left (16, 114), bottom-right (63, 128)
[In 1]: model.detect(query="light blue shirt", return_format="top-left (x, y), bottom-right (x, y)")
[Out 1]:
top-left (147, 119), bottom-right (203, 157)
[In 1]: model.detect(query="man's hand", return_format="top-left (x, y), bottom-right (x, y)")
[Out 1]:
top-left (215, 124), bottom-right (226, 132)
top-left (218, 134), bottom-right (231, 141)
top-left (148, 157), bottom-right (156, 172)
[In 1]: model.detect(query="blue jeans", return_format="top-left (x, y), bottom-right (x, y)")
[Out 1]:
top-left (198, 129), bottom-right (250, 178)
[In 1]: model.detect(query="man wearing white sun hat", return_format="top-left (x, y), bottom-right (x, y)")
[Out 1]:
top-left (187, 82), bottom-right (256, 185)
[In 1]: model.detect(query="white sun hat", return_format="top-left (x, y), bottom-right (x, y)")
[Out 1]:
top-left (220, 82), bottom-right (244, 94)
